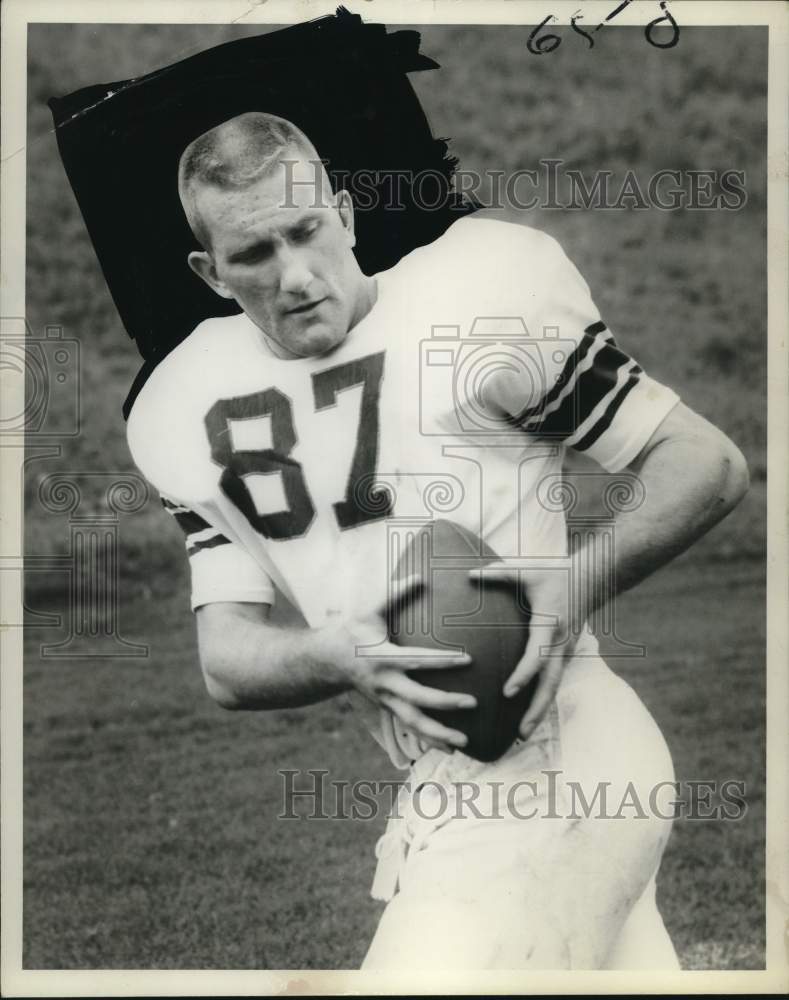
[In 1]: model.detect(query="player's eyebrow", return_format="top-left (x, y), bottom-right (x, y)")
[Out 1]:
top-left (226, 237), bottom-right (274, 264)
top-left (285, 208), bottom-right (323, 231)
top-left (225, 211), bottom-right (322, 264)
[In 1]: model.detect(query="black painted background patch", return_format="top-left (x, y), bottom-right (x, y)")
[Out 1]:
top-left (48, 8), bottom-right (477, 410)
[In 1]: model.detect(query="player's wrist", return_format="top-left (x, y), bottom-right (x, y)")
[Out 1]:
top-left (314, 620), bottom-right (363, 690)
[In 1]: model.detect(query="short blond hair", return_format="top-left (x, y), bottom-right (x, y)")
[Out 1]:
top-left (178, 112), bottom-right (322, 249)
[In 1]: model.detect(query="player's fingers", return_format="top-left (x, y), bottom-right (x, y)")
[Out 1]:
top-left (377, 574), bottom-right (423, 618)
top-left (418, 735), bottom-right (455, 754)
top-left (503, 629), bottom-right (545, 697)
top-left (387, 673), bottom-right (477, 711)
top-left (378, 643), bottom-right (472, 671)
top-left (379, 694), bottom-right (468, 750)
top-left (518, 658), bottom-right (563, 739)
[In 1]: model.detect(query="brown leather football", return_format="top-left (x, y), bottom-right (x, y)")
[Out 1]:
top-left (388, 518), bottom-right (536, 762)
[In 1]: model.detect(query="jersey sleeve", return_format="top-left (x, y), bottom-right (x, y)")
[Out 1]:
top-left (511, 237), bottom-right (680, 471)
top-left (161, 497), bottom-right (276, 611)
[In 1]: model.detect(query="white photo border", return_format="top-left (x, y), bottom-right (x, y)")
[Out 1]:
top-left (2, 1), bottom-right (787, 995)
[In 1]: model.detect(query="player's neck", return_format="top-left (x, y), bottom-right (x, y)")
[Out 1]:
top-left (350, 273), bottom-right (379, 330)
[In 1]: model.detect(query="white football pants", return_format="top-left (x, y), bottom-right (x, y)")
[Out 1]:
top-left (363, 655), bottom-right (680, 970)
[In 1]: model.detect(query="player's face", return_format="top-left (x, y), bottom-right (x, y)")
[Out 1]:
top-left (190, 158), bottom-right (367, 359)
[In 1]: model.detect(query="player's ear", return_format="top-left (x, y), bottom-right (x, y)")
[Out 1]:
top-left (335, 188), bottom-right (356, 249)
top-left (187, 251), bottom-right (235, 300)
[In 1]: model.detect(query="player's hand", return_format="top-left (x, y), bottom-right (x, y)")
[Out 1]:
top-left (327, 576), bottom-right (476, 753)
top-left (470, 557), bottom-right (580, 740)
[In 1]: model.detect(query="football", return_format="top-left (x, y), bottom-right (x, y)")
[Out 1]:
top-left (388, 518), bottom-right (537, 762)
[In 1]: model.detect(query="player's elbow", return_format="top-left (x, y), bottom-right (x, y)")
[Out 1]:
top-left (199, 644), bottom-right (282, 711)
top-left (196, 626), bottom-right (245, 709)
top-left (648, 403), bottom-right (750, 517)
top-left (197, 630), bottom-right (259, 709)
top-left (201, 664), bottom-right (245, 710)
top-left (195, 602), bottom-right (275, 710)
top-left (710, 431), bottom-right (749, 514)
top-left (684, 427), bottom-right (750, 535)
top-left (204, 675), bottom-right (241, 710)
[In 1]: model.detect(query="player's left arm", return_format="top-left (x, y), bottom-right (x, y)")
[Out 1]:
top-left (495, 399), bottom-right (748, 738)
top-left (585, 400), bottom-right (749, 598)
top-left (471, 227), bottom-right (749, 737)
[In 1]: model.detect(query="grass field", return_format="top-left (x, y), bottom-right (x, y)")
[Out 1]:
top-left (22, 17), bottom-right (767, 970)
top-left (23, 556), bottom-right (765, 969)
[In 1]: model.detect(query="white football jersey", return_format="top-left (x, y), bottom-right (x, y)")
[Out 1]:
top-left (127, 217), bottom-right (679, 765)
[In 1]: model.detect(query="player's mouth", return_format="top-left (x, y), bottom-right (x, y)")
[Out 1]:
top-left (286, 297), bottom-right (327, 315)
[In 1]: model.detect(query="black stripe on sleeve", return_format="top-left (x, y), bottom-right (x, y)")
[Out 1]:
top-left (584, 320), bottom-right (609, 337)
top-left (571, 369), bottom-right (642, 452)
top-left (173, 510), bottom-right (214, 536)
top-left (161, 497), bottom-right (214, 537)
top-left (513, 331), bottom-right (599, 426)
top-left (160, 496), bottom-right (232, 553)
top-left (513, 323), bottom-right (615, 428)
top-left (534, 343), bottom-right (633, 439)
top-left (186, 534), bottom-right (232, 557)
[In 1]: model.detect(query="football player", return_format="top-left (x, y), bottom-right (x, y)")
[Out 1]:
top-left (127, 112), bottom-right (749, 968)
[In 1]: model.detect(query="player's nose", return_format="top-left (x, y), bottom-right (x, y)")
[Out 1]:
top-left (278, 249), bottom-right (314, 296)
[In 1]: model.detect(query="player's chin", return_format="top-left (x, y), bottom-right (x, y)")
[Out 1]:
top-left (298, 322), bottom-right (345, 357)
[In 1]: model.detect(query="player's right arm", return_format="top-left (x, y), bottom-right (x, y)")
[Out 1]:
top-left (160, 499), bottom-right (474, 749)
top-left (194, 593), bottom-right (473, 753)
